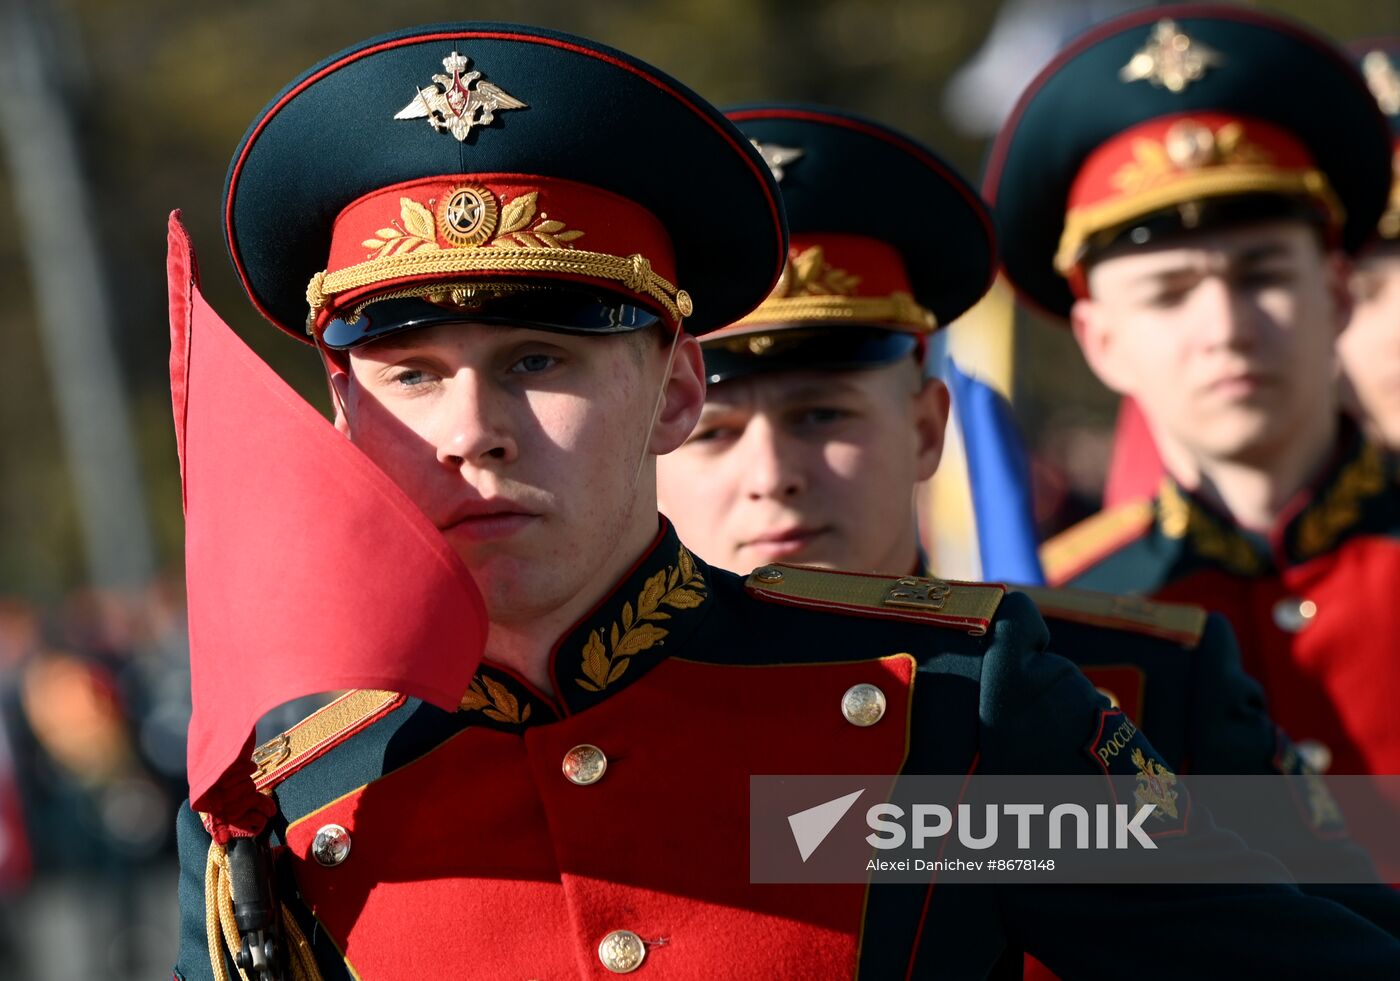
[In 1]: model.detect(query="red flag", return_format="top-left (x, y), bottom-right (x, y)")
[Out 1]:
top-left (1103, 396), bottom-right (1165, 508)
top-left (0, 713), bottom-right (31, 895)
top-left (168, 212), bottom-right (486, 829)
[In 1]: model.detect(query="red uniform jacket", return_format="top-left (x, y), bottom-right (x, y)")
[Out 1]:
top-left (1045, 425), bottom-right (1400, 782)
top-left (175, 524), bottom-right (1400, 979)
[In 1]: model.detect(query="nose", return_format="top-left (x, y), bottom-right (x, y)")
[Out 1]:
top-left (1194, 270), bottom-right (1259, 352)
top-left (739, 416), bottom-right (806, 502)
top-left (434, 371), bottom-right (518, 469)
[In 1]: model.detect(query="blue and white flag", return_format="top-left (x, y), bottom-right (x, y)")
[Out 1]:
top-left (922, 278), bottom-right (1044, 584)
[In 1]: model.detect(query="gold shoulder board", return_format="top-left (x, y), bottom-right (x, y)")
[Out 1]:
top-left (250, 689), bottom-right (403, 790)
top-left (1040, 500), bottom-right (1154, 584)
top-left (745, 565), bottom-right (1004, 637)
top-left (1016, 585), bottom-right (1207, 647)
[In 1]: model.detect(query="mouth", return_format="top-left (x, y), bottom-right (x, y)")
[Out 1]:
top-left (740, 526), bottom-right (831, 560)
top-left (1206, 372), bottom-right (1271, 400)
top-left (438, 502), bottom-right (541, 543)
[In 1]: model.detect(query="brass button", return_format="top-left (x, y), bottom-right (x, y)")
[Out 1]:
top-left (311, 824), bottom-right (351, 867)
top-left (841, 684), bottom-right (887, 727)
top-left (1296, 739), bottom-right (1333, 774)
top-left (562, 744), bottom-right (608, 785)
top-left (1272, 597), bottom-right (1317, 633)
top-left (754, 565), bottom-right (784, 584)
top-left (598, 929), bottom-right (646, 974)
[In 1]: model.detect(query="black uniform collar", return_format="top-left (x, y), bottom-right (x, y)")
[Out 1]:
top-left (456, 518), bottom-right (716, 729)
top-left (1281, 421), bottom-right (1392, 563)
top-left (1153, 476), bottom-right (1268, 576)
top-left (1153, 419), bottom-right (1393, 574)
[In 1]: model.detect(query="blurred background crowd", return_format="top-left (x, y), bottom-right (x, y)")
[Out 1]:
top-left (0, 0), bottom-right (1396, 977)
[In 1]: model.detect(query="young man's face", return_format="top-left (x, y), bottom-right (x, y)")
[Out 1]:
top-left (333, 320), bottom-right (703, 626)
top-left (656, 358), bottom-right (948, 575)
top-left (1339, 245), bottom-right (1400, 448)
top-left (1072, 220), bottom-right (1348, 468)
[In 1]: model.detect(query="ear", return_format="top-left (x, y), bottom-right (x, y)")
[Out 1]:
top-left (649, 332), bottom-right (707, 456)
top-left (328, 364), bottom-right (353, 438)
top-left (1323, 249), bottom-right (1354, 338)
top-left (1070, 295), bottom-right (1134, 396)
top-left (912, 375), bottom-right (951, 482)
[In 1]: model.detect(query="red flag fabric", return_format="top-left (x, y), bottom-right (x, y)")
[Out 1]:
top-left (168, 212), bottom-right (486, 827)
top-left (0, 713), bottom-right (32, 895)
top-left (1103, 395), bottom-right (1165, 508)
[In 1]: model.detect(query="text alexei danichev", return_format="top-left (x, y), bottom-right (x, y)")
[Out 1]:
top-left (866, 858), bottom-right (1058, 871)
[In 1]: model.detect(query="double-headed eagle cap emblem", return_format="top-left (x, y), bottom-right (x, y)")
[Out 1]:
top-left (395, 50), bottom-right (527, 142)
top-left (751, 140), bottom-right (804, 182)
top-left (1119, 19), bottom-right (1223, 94)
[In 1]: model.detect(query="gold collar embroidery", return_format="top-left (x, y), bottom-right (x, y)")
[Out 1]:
top-left (1156, 479), bottom-right (1264, 575)
top-left (1292, 443), bottom-right (1387, 560)
top-left (577, 543), bottom-right (707, 693)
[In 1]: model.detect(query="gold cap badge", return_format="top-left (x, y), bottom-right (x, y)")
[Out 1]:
top-left (1119, 20), bottom-right (1223, 93)
top-left (1362, 50), bottom-right (1400, 117)
top-left (394, 50), bottom-right (527, 141)
top-left (751, 140), bottom-right (804, 182)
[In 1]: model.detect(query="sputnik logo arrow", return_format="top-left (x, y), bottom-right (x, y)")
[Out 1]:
top-left (788, 789), bottom-right (864, 862)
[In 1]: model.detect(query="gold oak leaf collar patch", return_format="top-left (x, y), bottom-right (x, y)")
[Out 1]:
top-left (576, 544), bottom-right (708, 693)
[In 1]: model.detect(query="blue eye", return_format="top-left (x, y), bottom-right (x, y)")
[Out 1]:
top-left (1146, 291), bottom-right (1190, 309)
top-left (689, 426), bottom-right (735, 444)
top-left (392, 369), bottom-right (429, 387)
top-left (511, 353), bottom-right (558, 374)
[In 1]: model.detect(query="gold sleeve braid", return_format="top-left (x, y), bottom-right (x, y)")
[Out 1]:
top-left (204, 840), bottom-right (325, 981)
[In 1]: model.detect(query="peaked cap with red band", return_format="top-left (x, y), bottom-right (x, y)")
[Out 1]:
top-left (985, 4), bottom-right (1392, 318)
top-left (701, 104), bottom-right (995, 383)
top-left (223, 23), bottom-right (787, 345)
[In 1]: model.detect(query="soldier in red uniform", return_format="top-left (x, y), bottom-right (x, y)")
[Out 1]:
top-left (988, 6), bottom-right (1400, 791)
top-left (174, 22), bottom-right (1400, 981)
top-left (656, 101), bottom-right (1400, 945)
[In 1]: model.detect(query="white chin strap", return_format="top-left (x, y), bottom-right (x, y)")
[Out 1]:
top-left (632, 325), bottom-right (684, 495)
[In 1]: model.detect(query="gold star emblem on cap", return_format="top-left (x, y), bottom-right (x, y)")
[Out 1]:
top-left (1119, 19), bottom-right (1223, 93)
top-left (751, 140), bottom-right (804, 182)
top-left (394, 50), bottom-right (527, 142)
top-left (1362, 50), bottom-right (1400, 117)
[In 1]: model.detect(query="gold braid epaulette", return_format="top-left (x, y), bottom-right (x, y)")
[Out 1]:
top-left (1040, 500), bottom-right (1155, 585)
top-left (250, 689), bottom-right (403, 790)
top-left (1015, 585), bottom-right (1208, 647)
top-left (744, 565), bottom-right (1004, 637)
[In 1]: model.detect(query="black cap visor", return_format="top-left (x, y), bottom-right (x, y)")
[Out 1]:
top-left (323, 282), bottom-right (662, 349)
top-left (702, 325), bottom-right (919, 385)
top-left (1081, 193), bottom-right (1333, 270)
